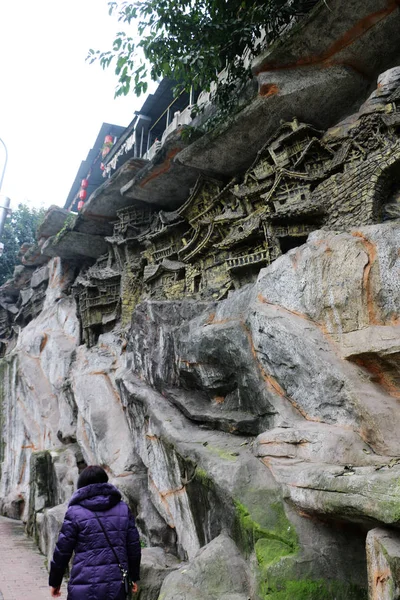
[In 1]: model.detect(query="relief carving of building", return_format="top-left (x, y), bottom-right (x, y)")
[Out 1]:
top-left (69, 73), bottom-right (400, 344)
top-left (2, 70), bottom-right (400, 349)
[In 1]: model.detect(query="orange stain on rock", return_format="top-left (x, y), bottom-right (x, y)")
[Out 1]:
top-left (39, 334), bottom-right (48, 353)
top-left (240, 319), bottom-right (322, 422)
top-left (139, 148), bottom-right (181, 188)
top-left (214, 396), bottom-right (225, 404)
top-left (179, 359), bottom-right (203, 368)
top-left (257, 294), bottom-right (310, 322)
top-left (240, 321), bottom-right (286, 398)
top-left (352, 355), bottom-right (400, 399)
top-left (352, 231), bottom-right (379, 325)
top-left (255, 0), bottom-right (400, 74)
top-left (259, 83), bottom-right (279, 97)
top-left (205, 312), bottom-right (216, 325)
top-left (203, 315), bottom-right (241, 326)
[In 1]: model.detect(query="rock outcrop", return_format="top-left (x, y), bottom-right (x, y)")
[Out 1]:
top-left (2, 18), bottom-right (400, 600)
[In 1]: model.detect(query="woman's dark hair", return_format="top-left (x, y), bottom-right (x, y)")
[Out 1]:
top-left (77, 465), bottom-right (109, 489)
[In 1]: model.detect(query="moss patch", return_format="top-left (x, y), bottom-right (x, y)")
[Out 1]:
top-left (195, 467), bottom-right (214, 488)
top-left (206, 445), bottom-right (238, 461)
top-left (53, 213), bottom-right (76, 243)
top-left (233, 499), bottom-right (304, 599)
top-left (234, 500), bottom-right (298, 555)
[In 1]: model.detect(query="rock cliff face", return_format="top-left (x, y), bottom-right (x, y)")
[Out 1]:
top-left (2, 27), bottom-right (400, 600)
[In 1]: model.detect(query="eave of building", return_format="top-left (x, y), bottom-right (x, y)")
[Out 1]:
top-left (64, 122), bottom-right (126, 211)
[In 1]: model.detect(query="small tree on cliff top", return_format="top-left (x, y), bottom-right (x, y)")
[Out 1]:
top-left (0, 204), bottom-right (45, 286)
top-left (88, 0), bottom-right (315, 115)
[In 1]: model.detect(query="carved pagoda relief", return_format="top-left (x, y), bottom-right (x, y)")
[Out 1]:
top-left (74, 260), bottom-right (121, 347)
top-left (74, 204), bottom-right (155, 345)
top-left (65, 71), bottom-right (400, 340)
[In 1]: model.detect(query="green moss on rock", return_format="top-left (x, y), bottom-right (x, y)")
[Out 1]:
top-left (232, 500), bottom-right (366, 600)
top-left (255, 538), bottom-right (294, 568)
top-left (234, 500), bottom-right (298, 555)
top-left (195, 467), bottom-right (214, 488)
top-left (206, 445), bottom-right (238, 461)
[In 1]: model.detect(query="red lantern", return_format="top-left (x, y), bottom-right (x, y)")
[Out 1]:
top-left (77, 200), bottom-right (85, 211)
top-left (104, 135), bottom-right (114, 144)
top-left (81, 178), bottom-right (89, 189)
top-left (79, 189), bottom-right (87, 201)
top-left (100, 163), bottom-right (105, 171)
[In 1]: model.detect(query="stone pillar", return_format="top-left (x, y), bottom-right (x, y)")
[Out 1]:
top-left (366, 528), bottom-right (400, 600)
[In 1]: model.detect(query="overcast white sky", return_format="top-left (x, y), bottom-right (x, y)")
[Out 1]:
top-left (0, 0), bottom-right (149, 211)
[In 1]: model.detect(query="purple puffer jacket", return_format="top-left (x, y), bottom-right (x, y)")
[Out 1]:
top-left (49, 482), bottom-right (141, 600)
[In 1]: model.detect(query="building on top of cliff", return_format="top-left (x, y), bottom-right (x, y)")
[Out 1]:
top-left (63, 79), bottom-right (195, 217)
top-left (64, 123), bottom-right (126, 213)
top-left (101, 79), bottom-right (194, 178)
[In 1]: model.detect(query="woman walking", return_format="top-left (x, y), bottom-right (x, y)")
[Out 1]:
top-left (49, 465), bottom-right (141, 599)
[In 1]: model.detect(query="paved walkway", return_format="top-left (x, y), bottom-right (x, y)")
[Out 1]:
top-left (0, 516), bottom-right (66, 600)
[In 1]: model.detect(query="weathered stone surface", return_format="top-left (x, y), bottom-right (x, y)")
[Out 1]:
top-left (178, 65), bottom-right (367, 177)
top-left (120, 132), bottom-right (199, 209)
top-left (21, 242), bottom-right (50, 267)
top-left (118, 370), bottom-right (287, 560)
top-left (12, 265), bottom-right (34, 290)
top-left (0, 259), bottom-right (80, 520)
top-left (27, 451), bottom-right (57, 540)
top-left (5, 54), bottom-right (400, 600)
top-left (38, 503), bottom-right (67, 568)
top-left (30, 265), bottom-right (50, 289)
top-left (41, 231), bottom-right (109, 259)
top-left (138, 547), bottom-right (181, 600)
top-left (158, 534), bottom-right (252, 600)
top-left (113, 474), bottom-right (178, 556)
top-left (255, 224), bottom-right (400, 336)
top-left (1, 220), bottom-right (399, 599)
top-left (37, 205), bottom-right (73, 240)
top-left (266, 461), bottom-right (400, 526)
top-left (127, 300), bottom-right (216, 389)
top-left (81, 157), bottom-right (148, 220)
top-left (366, 528), bottom-right (400, 600)
top-left (340, 325), bottom-right (400, 361)
top-left (70, 332), bottom-right (139, 476)
top-left (253, 0), bottom-right (400, 80)
top-left (255, 422), bottom-right (384, 467)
